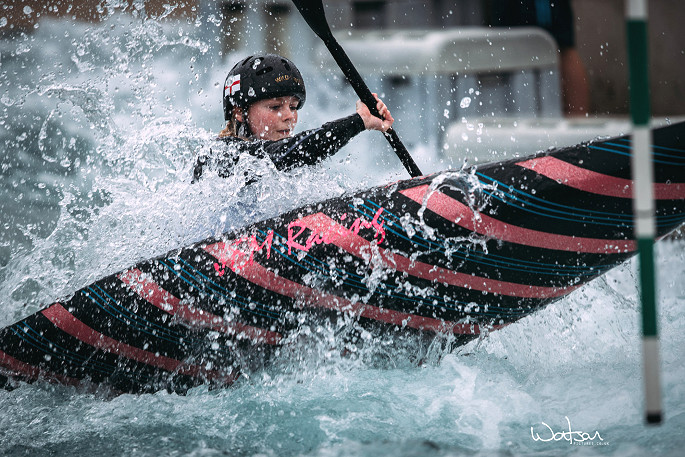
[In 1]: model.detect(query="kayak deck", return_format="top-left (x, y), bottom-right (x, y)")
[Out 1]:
top-left (1, 122), bottom-right (684, 393)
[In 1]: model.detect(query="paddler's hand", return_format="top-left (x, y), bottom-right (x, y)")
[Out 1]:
top-left (357, 93), bottom-right (394, 132)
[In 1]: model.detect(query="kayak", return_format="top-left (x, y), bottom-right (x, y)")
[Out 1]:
top-left (1, 121), bottom-right (684, 394)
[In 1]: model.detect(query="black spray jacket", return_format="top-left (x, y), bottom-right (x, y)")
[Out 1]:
top-left (193, 114), bottom-right (365, 182)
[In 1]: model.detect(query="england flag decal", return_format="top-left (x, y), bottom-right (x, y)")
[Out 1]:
top-left (225, 75), bottom-right (241, 95)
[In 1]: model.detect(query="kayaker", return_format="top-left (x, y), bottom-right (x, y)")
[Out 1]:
top-left (192, 54), bottom-right (394, 182)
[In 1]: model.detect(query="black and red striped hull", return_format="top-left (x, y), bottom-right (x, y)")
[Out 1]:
top-left (2, 122), bottom-right (684, 393)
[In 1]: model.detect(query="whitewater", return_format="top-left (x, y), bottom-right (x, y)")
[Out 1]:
top-left (1, 8), bottom-right (684, 457)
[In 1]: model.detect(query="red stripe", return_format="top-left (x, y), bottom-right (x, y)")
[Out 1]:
top-left (41, 303), bottom-right (236, 384)
top-left (118, 269), bottom-right (281, 345)
top-left (0, 348), bottom-right (80, 386)
top-left (517, 156), bottom-right (685, 199)
top-left (228, 79), bottom-right (240, 95)
top-left (296, 212), bottom-right (573, 299)
top-left (400, 185), bottom-right (636, 254)
top-left (204, 242), bottom-right (495, 335)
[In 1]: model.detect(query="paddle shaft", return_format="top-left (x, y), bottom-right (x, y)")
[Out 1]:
top-left (291, 0), bottom-right (423, 178)
top-left (321, 37), bottom-right (422, 177)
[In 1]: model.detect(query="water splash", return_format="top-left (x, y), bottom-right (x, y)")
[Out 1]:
top-left (1, 11), bottom-right (684, 457)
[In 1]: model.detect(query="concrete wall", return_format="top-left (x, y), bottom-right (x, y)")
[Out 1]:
top-left (569, 0), bottom-right (684, 116)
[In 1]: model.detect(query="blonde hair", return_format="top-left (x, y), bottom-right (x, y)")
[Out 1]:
top-left (217, 107), bottom-right (249, 139)
top-left (217, 121), bottom-right (236, 138)
top-left (218, 118), bottom-right (240, 138)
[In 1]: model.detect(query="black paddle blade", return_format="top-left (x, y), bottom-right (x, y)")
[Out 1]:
top-left (291, 0), bottom-right (333, 41)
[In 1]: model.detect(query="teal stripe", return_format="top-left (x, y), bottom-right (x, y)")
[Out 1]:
top-left (638, 238), bottom-right (658, 337)
top-left (627, 20), bottom-right (650, 125)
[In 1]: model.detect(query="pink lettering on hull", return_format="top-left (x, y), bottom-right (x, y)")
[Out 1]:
top-left (213, 231), bottom-right (274, 276)
top-left (286, 207), bottom-right (386, 255)
top-left (211, 207), bottom-right (387, 275)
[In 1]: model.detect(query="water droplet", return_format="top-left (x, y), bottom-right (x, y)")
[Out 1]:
top-left (460, 97), bottom-right (472, 108)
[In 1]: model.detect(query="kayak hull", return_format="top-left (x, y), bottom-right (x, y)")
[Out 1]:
top-left (2, 122), bottom-right (684, 393)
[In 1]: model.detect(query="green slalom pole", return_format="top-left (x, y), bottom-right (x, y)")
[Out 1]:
top-left (626, 0), bottom-right (662, 424)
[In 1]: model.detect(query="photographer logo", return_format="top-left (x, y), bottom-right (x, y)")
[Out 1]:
top-left (530, 417), bottom-right (607, 446)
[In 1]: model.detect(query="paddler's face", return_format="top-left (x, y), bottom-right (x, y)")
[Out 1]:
top-left (242, 96), bottom-right (299, 141)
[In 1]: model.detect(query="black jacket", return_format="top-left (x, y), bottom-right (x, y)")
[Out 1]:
top-left (193, 113), bottom-right (365, 182)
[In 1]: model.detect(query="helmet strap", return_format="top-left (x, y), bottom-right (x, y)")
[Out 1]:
top-left (237, 121), bottom-right (250, 138)
top-left (232, 106), bottom-right (252, 139)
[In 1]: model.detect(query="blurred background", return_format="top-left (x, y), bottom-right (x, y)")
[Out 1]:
top-left (4, 0), bottom-right (684, 116)
top-left (4, 0), bottom-right (684, 163)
